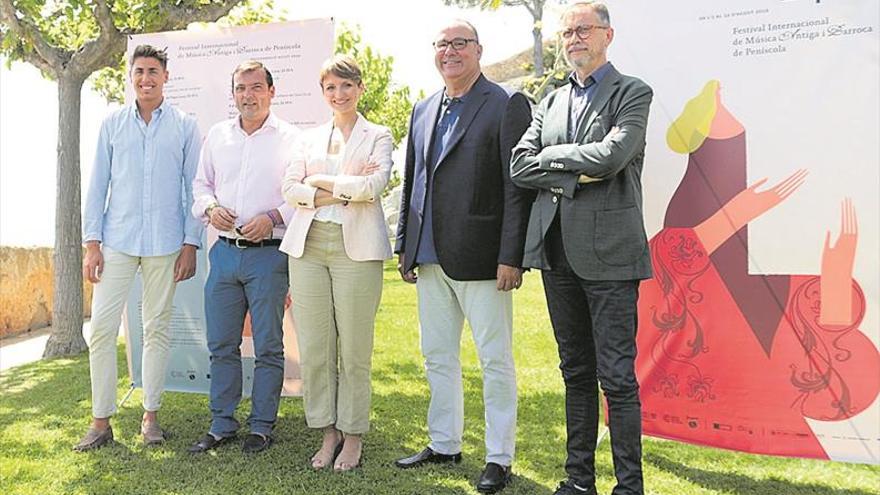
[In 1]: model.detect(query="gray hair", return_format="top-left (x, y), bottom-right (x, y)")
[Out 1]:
top-left (564, 1), bottom-right (611, 26)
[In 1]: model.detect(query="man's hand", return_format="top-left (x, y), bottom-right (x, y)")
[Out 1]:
top-left (578, 174), bottom-right (601, 184)
top-left (605, 125), bottom-right (620, 140)
top-left (496, 264), bottom-right (523, 291)
top-left (174, 245), bottom-right (197, 282)
top-left (239, 214), bottom-right (274, 242)
top-left (83, 241), bottom-right (104, 284)
top-left (208, 205), bottom-right (237, 231)
top-left (575, 127), bottom-right (619, 184)
top-left (398, 253), bottom-right (417, 284)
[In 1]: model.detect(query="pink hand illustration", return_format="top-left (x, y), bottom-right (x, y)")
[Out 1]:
top-left (695, 169), bottom-right (809, 255)
top-left (724, 169), bottom-right (808, 231)
top-left (820, 198), bottom-right (858, 326)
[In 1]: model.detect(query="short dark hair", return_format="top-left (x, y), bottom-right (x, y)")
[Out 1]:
top-left (130, 45), bottom-right (168, 70)
top-left (319, 55), bottom-right (363, 87)
top-left (231, 60), bottom-right (274, 90)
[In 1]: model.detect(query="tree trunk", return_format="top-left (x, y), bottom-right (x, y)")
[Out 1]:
top-left (43, 73), bottom-right (88, 358)
top-left (532, 4), bottom-right (544, 78)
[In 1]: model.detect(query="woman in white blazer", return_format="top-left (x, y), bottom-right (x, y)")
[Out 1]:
top-left (280, 55), bottom-right (392, 472)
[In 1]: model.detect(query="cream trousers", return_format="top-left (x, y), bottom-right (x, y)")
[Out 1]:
top-left (417, 263), bottom-right (517, 465)
top-left (289, 222), bottom-right (383, 434)
top-left (87, 246), bottom-right (178, 418)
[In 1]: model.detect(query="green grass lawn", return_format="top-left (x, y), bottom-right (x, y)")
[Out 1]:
top-left (1, 265), bottom-right (878, 494)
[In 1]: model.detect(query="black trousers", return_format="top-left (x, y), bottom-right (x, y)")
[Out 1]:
top-left (541, 217), bottom-right (643, 495)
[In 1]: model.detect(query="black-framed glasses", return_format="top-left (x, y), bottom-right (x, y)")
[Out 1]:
top-left (433, 38), bottom-right (478, 51)
top-left (559, 24), bottom-right (609, 40)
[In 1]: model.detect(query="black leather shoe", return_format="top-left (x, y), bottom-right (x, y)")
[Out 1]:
top-left (553, 480), bottom-right (597, 495)
top-left (188, 433), bottom-right (236, 453)
top-left (242, 433), bottom-right (273, 453)
top-left (476, 462), bottom-right (512, 493)
top-left (394, 446), bottom-right (462, 468)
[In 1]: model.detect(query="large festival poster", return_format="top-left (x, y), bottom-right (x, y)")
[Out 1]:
top-left (609, 1), bottom-right (879, 463)
top-left (123, 18), bottom-right (334, 398)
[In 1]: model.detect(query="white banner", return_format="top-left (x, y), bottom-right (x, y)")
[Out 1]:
top-left (123, 18), bottom-right (335, 398)
top-left (125, 18), bottom-right (334, 132)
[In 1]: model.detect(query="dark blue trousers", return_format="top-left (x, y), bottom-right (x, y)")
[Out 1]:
top-left (205, 241), bottom-right (288, 437)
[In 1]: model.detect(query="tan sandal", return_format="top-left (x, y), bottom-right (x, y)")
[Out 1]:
top-left (311, 429), bottom-right (343, 470)
top-left (333, 437), bottom-right (363, 472)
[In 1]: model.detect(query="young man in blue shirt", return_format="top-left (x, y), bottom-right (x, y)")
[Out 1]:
top-left (75, 45), bottom-right (202, 451)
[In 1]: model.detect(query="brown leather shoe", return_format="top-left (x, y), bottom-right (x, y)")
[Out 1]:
top-left (141, 421), bottom-right (167, 445)
top-left (73, 426), bottom-right (114, 452)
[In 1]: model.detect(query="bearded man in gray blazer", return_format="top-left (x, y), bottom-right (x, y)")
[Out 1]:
top-left (511, 2), bottom-right (652, 495)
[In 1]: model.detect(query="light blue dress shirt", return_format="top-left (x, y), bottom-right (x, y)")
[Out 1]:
top-left (83, 100), bottom-right (203, 257)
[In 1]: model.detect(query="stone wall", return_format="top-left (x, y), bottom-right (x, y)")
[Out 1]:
top-left (0, 247), bottom-right (92, 338)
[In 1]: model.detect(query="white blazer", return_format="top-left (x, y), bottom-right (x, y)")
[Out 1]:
top-left (280, 114), bottom-right (393, 261)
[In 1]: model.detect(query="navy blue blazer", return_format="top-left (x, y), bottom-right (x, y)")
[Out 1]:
top-left (395, 74), bottom-right (534, 281)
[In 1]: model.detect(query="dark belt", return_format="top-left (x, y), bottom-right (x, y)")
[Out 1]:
top-left (218, 236), bottom-right (282, 248)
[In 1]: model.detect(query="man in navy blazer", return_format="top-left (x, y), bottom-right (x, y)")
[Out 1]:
top-left (393, 19), bottom-right (533, 494)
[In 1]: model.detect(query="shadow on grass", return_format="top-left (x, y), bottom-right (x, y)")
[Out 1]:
top-left (369, 361), bottom-right (556, 494)
top-left (645, 452), bottom-right (877, 495)
top-left (0, 348), bottom-right (553, 495)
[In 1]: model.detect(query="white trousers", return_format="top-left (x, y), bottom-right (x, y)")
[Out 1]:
top-left (87, 246), bottom-right (178, 418)
top-left (417, 263), bottom-right (517, 465)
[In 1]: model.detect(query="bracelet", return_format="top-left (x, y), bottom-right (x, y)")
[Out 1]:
top-left (266, 209), bottom-right (283, 227)
top-left (205, 202), bottom-right (219, 217)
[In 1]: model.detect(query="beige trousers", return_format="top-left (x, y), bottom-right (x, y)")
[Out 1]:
top-left (87, 246), bottom-right (178, 418)
top-left (289, 222), bottom-right (383, 434)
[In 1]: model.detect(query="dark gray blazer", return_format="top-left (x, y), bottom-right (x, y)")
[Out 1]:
top-left (511, 64), bottom-right (653, 281)
top-left (395, 75), bottom-right (533, 281)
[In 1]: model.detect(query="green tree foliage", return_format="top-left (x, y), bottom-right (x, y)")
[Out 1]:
top-left (335, 24), bottom-right (413, 149)
top-left (520, 37), bottom-right (570, 101)
top-left (336, 24), bottom-right (416, 195)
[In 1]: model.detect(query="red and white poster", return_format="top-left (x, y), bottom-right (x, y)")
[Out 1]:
top-left (609, 1), bottom-right (879, 463)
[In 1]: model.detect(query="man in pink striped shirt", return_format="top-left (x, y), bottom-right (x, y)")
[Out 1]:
top-left (188, 60), bottom-right (299, 454)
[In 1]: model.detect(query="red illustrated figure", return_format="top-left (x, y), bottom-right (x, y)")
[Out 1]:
top-left (635, 81), bottom-right (880, 459)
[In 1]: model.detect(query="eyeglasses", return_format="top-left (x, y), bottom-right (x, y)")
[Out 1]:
top-left (433, 38), bottom-right (478, 51)
top-left (559, 24), bottom-right (609, 40)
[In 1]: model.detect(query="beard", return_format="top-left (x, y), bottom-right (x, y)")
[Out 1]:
top-left (564, 49), bottom-right (595, 71)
